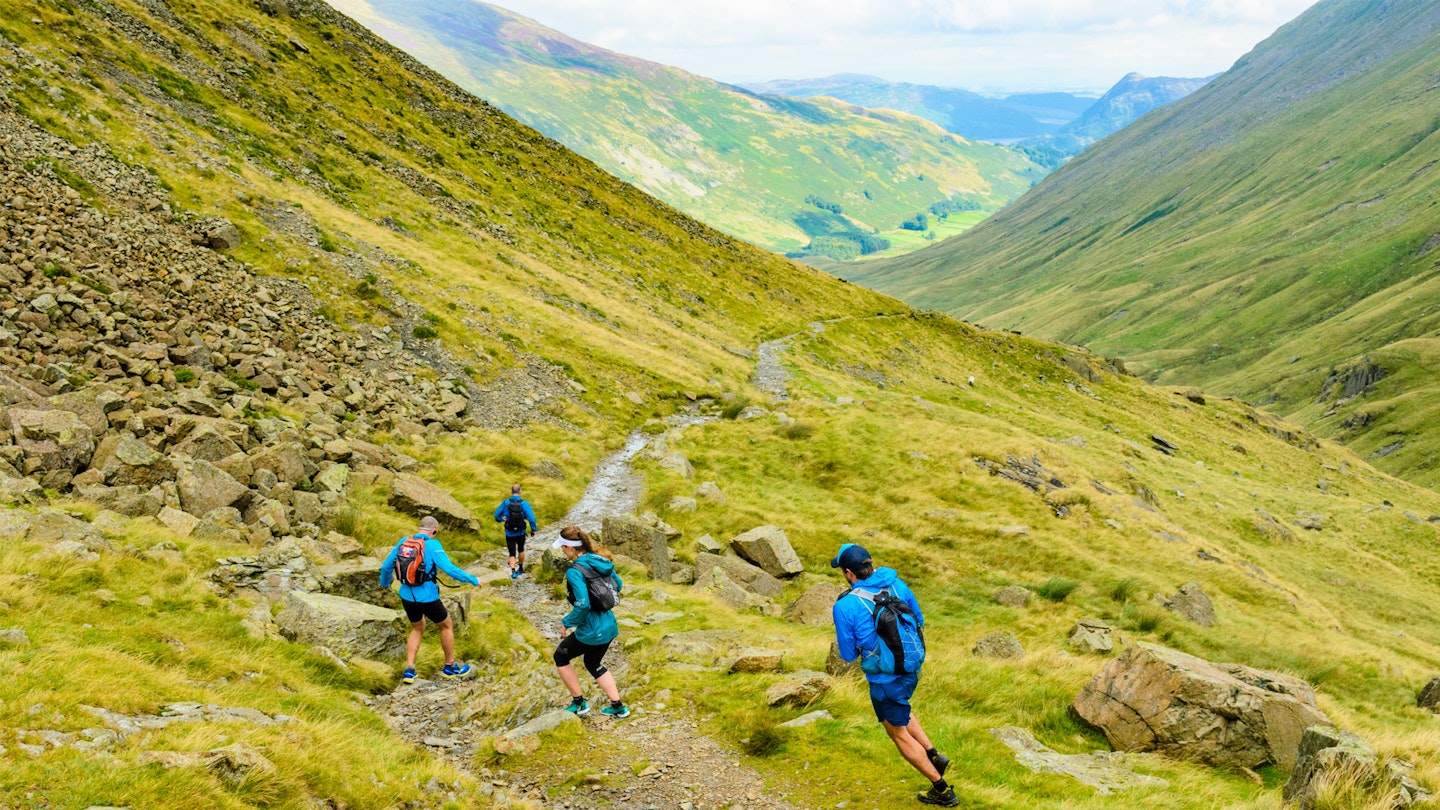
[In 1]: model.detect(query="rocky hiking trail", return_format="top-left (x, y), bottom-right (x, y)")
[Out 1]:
top-left (372, 413), bottom-right (804, 809)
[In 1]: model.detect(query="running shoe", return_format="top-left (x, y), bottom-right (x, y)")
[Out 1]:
top-left (600, 703), bottom-right (631, 719)
top-left (917, 784), bottom-right (959, 806)
top-left (440, 663), bottom-right (473, 679)
top-left (565, 698), bottom-right (591, 716)
top-left (401, 667), bottom-right (416, 684)
top-left (510, 568), bottom-right (520, 580)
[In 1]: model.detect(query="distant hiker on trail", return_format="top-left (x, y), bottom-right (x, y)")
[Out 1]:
top-left (551, 525), bottom-right (630, 719)
top-left (494, 484), bottom-right (538, 580)
top-left (831, 543), bottom-right (957, 807)
top-left (379, 515), bottom-right (481, 684)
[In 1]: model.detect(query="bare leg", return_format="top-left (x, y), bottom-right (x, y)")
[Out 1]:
top-left (907, 713), bottom-right (935, 751)
top-left (405, 621), bottom-right (424, 667)
top-left (438, 616), bottom-right (456, 665)
top-left (508, 553), bottom-right (517, 572)
top-left (556, 664), bottom-right (583, 697)
top-left (883, 721), bottom-right (941, 781)
top-left (595, 671), bottom-right (621, 702)
top-left (518, 551), bottom-right (526, 570)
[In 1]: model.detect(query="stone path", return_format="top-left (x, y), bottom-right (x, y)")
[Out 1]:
top-left (372, 407), bottom-right (804, 808)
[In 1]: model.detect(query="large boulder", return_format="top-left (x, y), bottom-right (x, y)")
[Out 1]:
top-left (727, 648), bottom-right (785, 674)
top-left (1284, 726), bottom-right (1430, 809)
top-left (695, 552), bottom-right (783, 597)
top-left (170, 423), bottom-right (243, 463)
top-left (175, 458), bottom-right (250, 518)
top-left (91, 435), bottom-right (174, 487)
top-left (601, 515), bottom-right (669, 581)
top-left (784, 583), bottom-right (847, 626)
top-left (25, 511), bottom-right (109, 553)
top-left (695, 567), bottom-right (777, 615)
top-left (729, 525), bottom-right (803, 578)
top-left (993, 585), bottom-right (1035, 608)
top-left (316, 558), bottom-right (389, 604)
top-left (210, 537), bottom-right (321, 600)
top-left (249, 442), bottom-right (314, 485)
top-left (1418, 676), bottom-right (1440, 712)
top-left (274, 591), bottom-right (407, 659)
top-left (1163, 582), bottom-right (1215, 627)
top-left (387, 475), bottom-right (477, 531)
top-left (9, 408), bottom-right (94, 473)
top-left (973, 631), bottom-right (1025, 659)
top-left (766, 671), bottom-right (830, 707)
top-left (1072, 642), bottom-right (1330, 770)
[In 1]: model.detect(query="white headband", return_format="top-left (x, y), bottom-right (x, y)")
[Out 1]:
top-left (552, 537), bottom-right (583, 549)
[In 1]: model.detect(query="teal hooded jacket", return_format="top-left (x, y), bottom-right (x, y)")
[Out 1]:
top-left (562, 553), bottom-right (622, 646)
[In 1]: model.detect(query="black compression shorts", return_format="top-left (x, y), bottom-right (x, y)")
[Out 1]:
top-left (506, 535), bottom-right (527, 557)
top-left (400, 598), bottom-right (448, 625)
top-left (553, 633), bottom-right (611, 678)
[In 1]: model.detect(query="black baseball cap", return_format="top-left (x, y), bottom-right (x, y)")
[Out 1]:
top-left (829, 543), bottom-right (871, 572)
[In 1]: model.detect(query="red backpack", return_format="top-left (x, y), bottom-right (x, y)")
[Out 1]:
top-left (393, 535), bottom-right (435, 587)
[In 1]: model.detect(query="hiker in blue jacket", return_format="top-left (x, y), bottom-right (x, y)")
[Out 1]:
top-left (379, 516), bottom-right (481, 684)
top-left (493, 484), bottom-right (538, 579)
top-left (831, 543), bottom-right (957, 807)
top-left (551, 525), bottom-right (630, 718)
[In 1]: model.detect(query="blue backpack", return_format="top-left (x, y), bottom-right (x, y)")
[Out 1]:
top-left (851, 587), bottom-right (926, 675)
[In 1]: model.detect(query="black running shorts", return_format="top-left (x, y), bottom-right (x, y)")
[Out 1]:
top-left (400, 598), bottom-right (448, 625)
top-left (506, 534), bottom-right (527, 557)
top-left (553, 633), bottom-right (611, 678)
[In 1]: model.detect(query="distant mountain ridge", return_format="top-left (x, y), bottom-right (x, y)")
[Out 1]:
top-left (846, 0), bottom-right (1440, 486)
top-left (741, 74), bottom-right (1096, 141)
top-left (1019, 73), bottom-right (1216, 162)
top-left (325, 0), bottom-right (1047, 257)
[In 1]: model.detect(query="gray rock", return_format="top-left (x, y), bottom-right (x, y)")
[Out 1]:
top-left (778, 710), bottom-right (832, 728)
top-left (26, 511), bottom-right (109, 552)
top-left (658, 450), bottom-right (694, 479)
top-left (274, 591), bottom-right (407, 660)
top-left (1163, 582), bottom-right (1215, 627)
top-left (695, 553), bottom-right (783, 597)
top-left (729, 525), bottom-right (803, 578)
top-left (826, 640), bottom-right (861, 676)
top-left (93, 435), bottom-right (174, 487)
top-left (784, 583), bottom-right (847, 626)
top-left (1418, 675), bottom-right (1440, 712)
top-left (694, 534), bottom-right (722, 555)
top-left (990, 727), bottom-right (1168, 795)
top-left (155, 507), bottom-right (199, 538)
top-left (492, 709), bottom-right (581, 755)
top-left (9, 408), bottom-right (94, 473)
top-left (249, 442), bottom-right (313, 485)
top-left (993, 585), bottom-right (1034, 608)
top-left (1283, 726), bottom-right (1430, 809)
top-left (175, 458), bottom-right (249, 518)
top-left (695, 481), bottom-right (726, 504)
top-left (727, 648), bottom-right (785, 673)
top-left (1069, 619), bottom-right (1115, 655)
top-left (388, 474), bottom-right (477, 531)
top-left (973, 631), bottom-right (1025, 659)
top-left (312, 463), bottom-right (350, 494)
top-left (666, 496), bottom-right (697, 514)
top-left (528, 459), bottom-right (566, 480)
top-left (660, 629), bottom-right (743, 662)
top-left (601, 515), bottom-right (670, 581)
top-left (766, 671), bottom-right (830, 707)
top-left (1072, 642), bottom-right (1329, 770)
top-left (694, 566), bottom-right (777, 614)
top-left (0, 629), bottom-right (30, 647)
top-left (170, 424), bottom-right (243, 463)
top-left (205, 220), bottom-right (242, 251)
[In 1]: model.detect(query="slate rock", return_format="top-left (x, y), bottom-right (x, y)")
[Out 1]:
top-left (783, 583), bottom-right (847, 626)
top-left (388, 474), bottom-right (477, 531)
top-left (274, 591), bottom-right (407, 660)
top-left (729, 525), bottom-right (803, 578)
top-left (766, 671), bottom-right (830, 707)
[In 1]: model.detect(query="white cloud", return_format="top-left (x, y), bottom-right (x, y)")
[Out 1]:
top-left (480, 0), bottom-right (1318, 91)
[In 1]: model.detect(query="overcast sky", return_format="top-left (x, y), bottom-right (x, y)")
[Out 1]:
top-left (485, 0), bottom-right (1320, 93)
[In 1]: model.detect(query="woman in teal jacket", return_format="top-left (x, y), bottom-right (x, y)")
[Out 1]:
top-left (551, 525), bottom-right (630, 718)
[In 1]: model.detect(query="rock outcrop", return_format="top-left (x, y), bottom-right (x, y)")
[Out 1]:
top-left (1162, 582), bottom-right (1215, 627)
top-left (1283, 726), bottom-right (1430, 809)
top-left (274, 590), bottom-right (407, 659)
top-left (973, 631), bottom-right (1025, 659)
top-left (1418, 676), bottom-right (1440, 712)
top-left (729, 525), bottom-right (803, 578)
top-left (1069, 619), bottom-right (1115, 655)
top-left (388, 475), bottom-right (477, 531)
top-left (1072, 643), bottom-right (1329, 770)
top-left (602, 515), bottom-right (670, 580)
top-left (783, 583), bottom-right (847, 626)
top-left (990, 726), bottom-right (1168, 795)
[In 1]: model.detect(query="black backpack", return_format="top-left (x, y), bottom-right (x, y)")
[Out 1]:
top-left (504, 500), bottom-right (527, 535)
top-left (572, 565), bottom-right (618, 613)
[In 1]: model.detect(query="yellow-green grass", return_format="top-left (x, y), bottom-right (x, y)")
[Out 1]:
top-left (0, 510), bottom-right (538, 809)
top-left (855, 211), bottom-right (993, 261)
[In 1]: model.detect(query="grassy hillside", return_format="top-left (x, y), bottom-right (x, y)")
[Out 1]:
top-left (321, 0), bottom-right (1047, 258)
top-left (3, 0), bottom-right (1440, 808)
top-left (849, 0), bottom-right (1440, 488)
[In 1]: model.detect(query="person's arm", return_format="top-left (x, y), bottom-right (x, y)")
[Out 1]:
top-left (429, 541), bottom-right (481, 586)
top-left (561, 567), bottom-right (589, 630)
top-left (901, 582), bottom-right (924, 626)
top-left (524, 500), bottom-right (538, 534)
top-left (833, 598), bottom-right (859, 662)
top-left (612, 569), bottom-right (623, 594)
top-left (493, 501), bottom-right (506, 522)
top-left (379, 542), bottom-right (400, 588)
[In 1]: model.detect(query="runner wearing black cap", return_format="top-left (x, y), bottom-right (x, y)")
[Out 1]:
top-left (831, 542), bottom-right (957, 806)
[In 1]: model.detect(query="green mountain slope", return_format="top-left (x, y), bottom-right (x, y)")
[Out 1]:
top-left (3, 0), bottom-right (1440, 808)
top-left (321, 0), bottom-right (1047, 258)
top-left (849, 0), bottom-right (1440, 487)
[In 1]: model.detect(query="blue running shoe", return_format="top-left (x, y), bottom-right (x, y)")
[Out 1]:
top-left (402, 667), bottom-right (416, 684)
top-left (510, 568), bottom-right (520, 580)
top-left (441, 663), bottom-right (473, 680)
top-left (600, 703), bottom-right (630, 719)
top-left (564, 697), bottom-right (590, 716)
